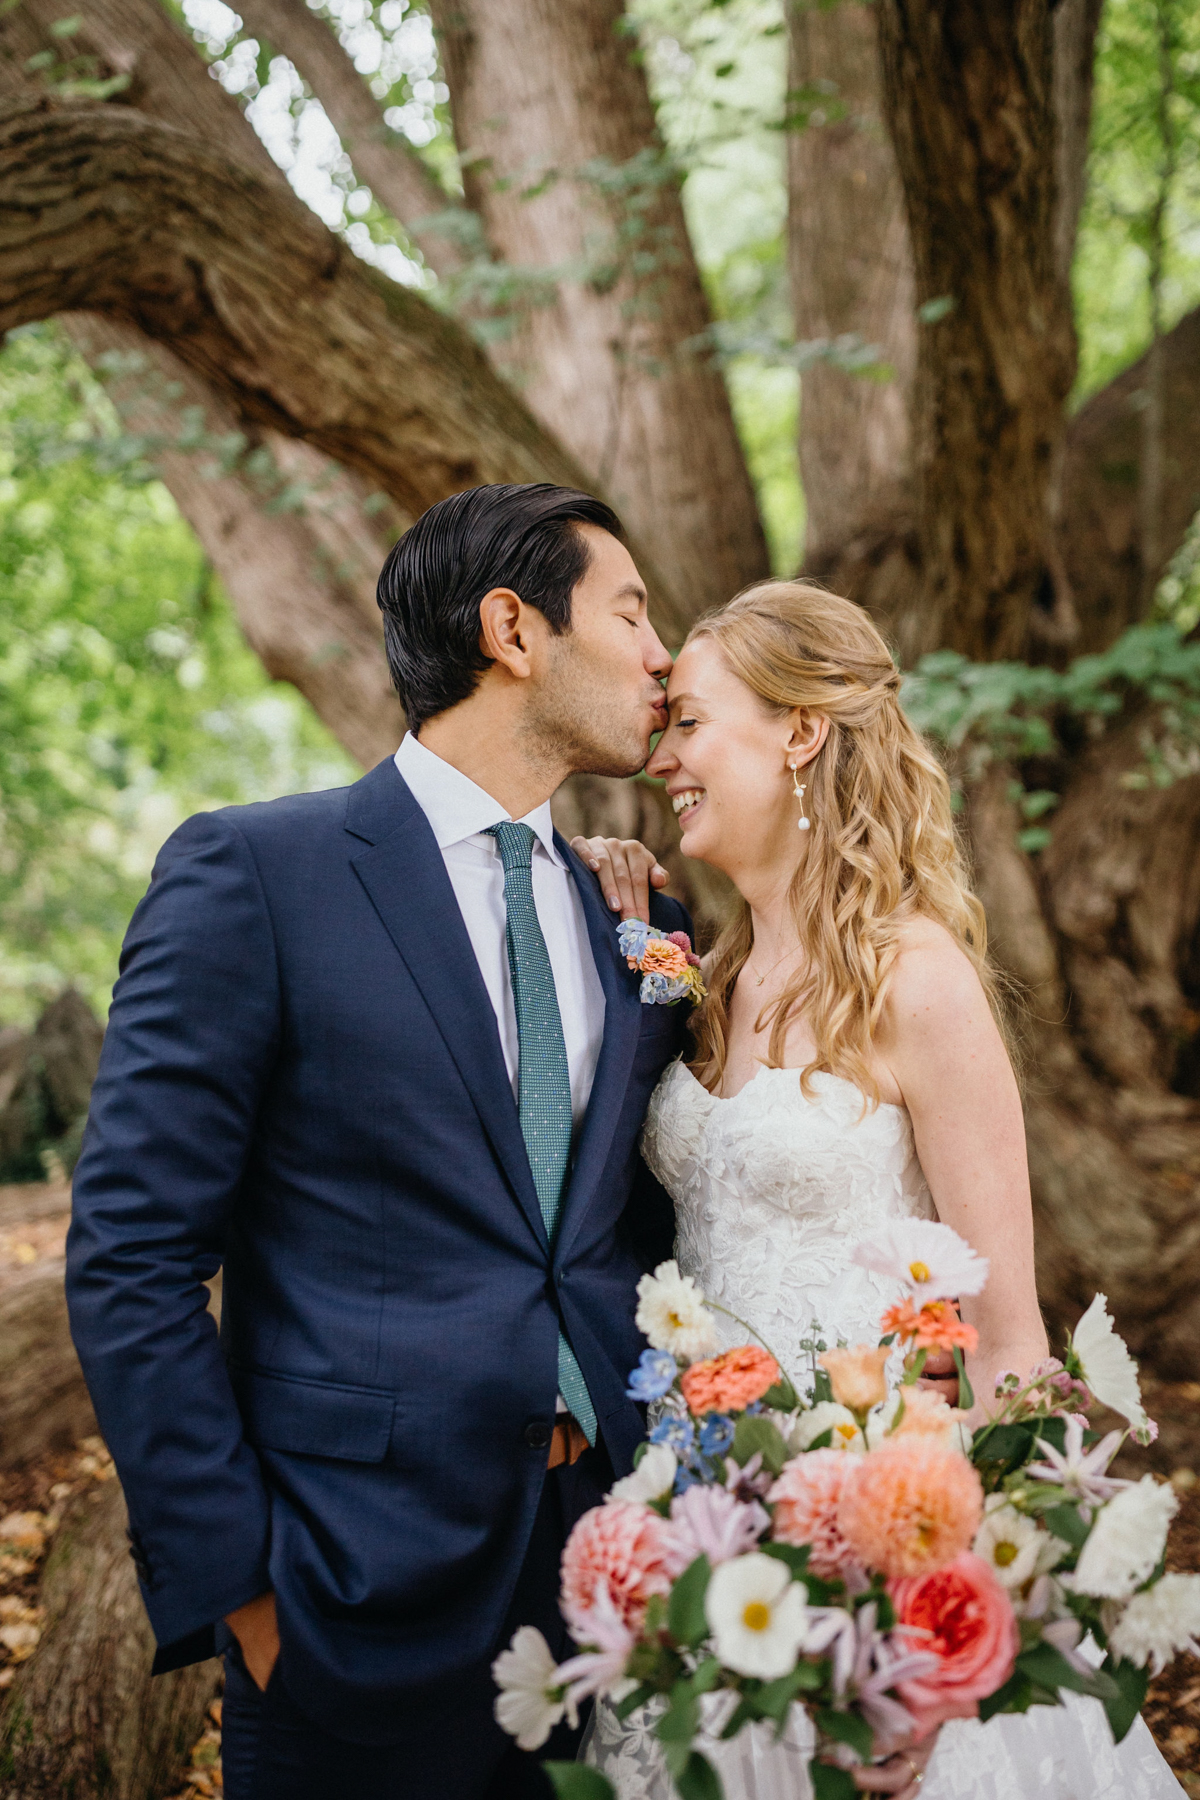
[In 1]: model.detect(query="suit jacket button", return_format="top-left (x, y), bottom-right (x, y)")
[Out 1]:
top-left (524, 1420), bottom-right (552, 1450)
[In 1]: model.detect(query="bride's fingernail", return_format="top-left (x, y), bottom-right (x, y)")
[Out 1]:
top-left (589, 860), bottom-right (600, 870)
top-left (608, 895), bottom-right (620, 909)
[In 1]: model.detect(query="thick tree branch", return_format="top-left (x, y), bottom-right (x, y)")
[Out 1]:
top-left (234, 0), bottom-right (466, 278)
top-left (0, 98), bottom-right (689, 639)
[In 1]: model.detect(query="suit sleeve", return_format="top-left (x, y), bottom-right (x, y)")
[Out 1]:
top-left (66, 810), bottom-right (280, 1658)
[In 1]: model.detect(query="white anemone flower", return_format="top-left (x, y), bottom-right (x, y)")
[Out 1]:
top-left (1071, 1295), bottom-right (1151, 1441)
top-left (609, 1443), bottom-right (677, 1505)
top-left (492, 1626), bottom-right (568, 1749)
top-left (973, 1497), bottom-right (1064, 1589)
top-left (791, 1401), bottom-right (865, 1454)
top-left (1068, 1476), bottom-right (1178, 1601)
top-left (706, 1552), bottom-right (810, 1679)
top-left (635, 1260), bottom-right (720, 1360)
top-left (851, 1219), bottom-right (988, 1304)
top-left (1108, 1572), bottom-right (1200, 1675)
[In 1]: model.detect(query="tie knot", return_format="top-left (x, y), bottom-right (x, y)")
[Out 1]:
top-left (487, 820), bottom-right (537, 872)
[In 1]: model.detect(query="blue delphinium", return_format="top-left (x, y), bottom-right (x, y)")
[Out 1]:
top-left (697, 1412), bottom-right (736, 1458)
top-left (650, 1413), bottom-right (695, 1459)
top-left (626, 1348), bottom-right (678, 1403)
top-left (673, 1465), bottom-right (703, 1495)
top-left (616, 919), bottom-right (652, 963)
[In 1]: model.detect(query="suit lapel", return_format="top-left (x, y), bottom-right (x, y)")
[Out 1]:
top-left (345, 760), bottom-right (547, 1254)
top-left (554, 833), bottom-right (643, 1265)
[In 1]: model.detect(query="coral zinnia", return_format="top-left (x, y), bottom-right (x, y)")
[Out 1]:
top-left (770, 1449), bottom-right (863, 1579)
top-left (560, 1500), bottom-right (685, 1635)
top-left (881, 1298), bottom-right (978, 1356)
top-left (680, 1344), bottom-right (780, 1417)
top-left (838, 1438), bottom-right (984, 1579)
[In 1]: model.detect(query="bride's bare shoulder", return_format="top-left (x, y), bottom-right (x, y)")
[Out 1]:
top-left (881, 916), bottom-right (991, 1036)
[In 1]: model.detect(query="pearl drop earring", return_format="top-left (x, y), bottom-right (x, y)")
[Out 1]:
top-left (789, 761), bottom-right (811, 832)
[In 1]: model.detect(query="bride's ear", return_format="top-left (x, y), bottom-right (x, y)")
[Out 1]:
top-left (784, 709), bottom-right (829, 767)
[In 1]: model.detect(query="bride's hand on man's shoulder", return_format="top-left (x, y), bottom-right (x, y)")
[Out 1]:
top-left (569, 834), bottom-right (669, 921)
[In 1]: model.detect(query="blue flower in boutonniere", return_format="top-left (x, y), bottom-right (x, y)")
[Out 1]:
top-left (616, 919), bottom-right (707, 1007)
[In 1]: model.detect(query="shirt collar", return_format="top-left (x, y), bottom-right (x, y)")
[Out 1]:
top-left (395, 733), bottom-right (564, 866)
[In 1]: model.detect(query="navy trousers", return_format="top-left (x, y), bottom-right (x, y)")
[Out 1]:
top-left (220, 1445), bottom-right (610, 1800)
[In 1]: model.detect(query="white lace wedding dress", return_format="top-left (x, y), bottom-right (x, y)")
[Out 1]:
top-left (585, 1059), bottom-right (1183, 1800)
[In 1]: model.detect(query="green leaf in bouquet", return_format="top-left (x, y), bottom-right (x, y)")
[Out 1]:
top-left (1016, 1642), bottom-right (1119, 1703)
top-left (951, 1345), bottom-right (974, 1413)
top-left (810, 1763), bottom-right (857, 1800)
top-left (978, 1670), bottom-right (1036, 1721)
top-left (668, 1554), bottom-right (713, 1650)
top-left (1040, 1502), bottom-right (1090, 1550)
top-left (760, 1542), bottom-right (811, 1580)
top-left (654, 1680), bottom-right (700, 1745)
top-left (718, 1694), bottom-right (761, 1739)
top-left (815, 1707), bottom-right (873, 1762)
top-left (1099, 1656), bottom-right (1150, 1744)
top-left (542, 1763), bottom-right (616, 1800)
top-left (969, 1422), bottom-right (1034, 1477)
top-left (806, 1428), bottom-right (834, 1451)
top-left (811, 1368), bottom-right (834, 1405)
top-left (691, 1656), bottom-right (724, 1694)
top-left (1033, 1415), bottom-right (1068, 1454)
top-left (632, 1441), bottom-right (650, 1468)
top-left (872, 1589), bottom-right (896, 1631)
top-left (763, 1376), bottom-right (799, 1411)
top-left (613, 1681), bottom-right (659, 1722)
top-left (756, 1663), bottom-right (826, 1727)
top-left (732, 1414), bottom-right (789, 1476)
top-left (674, 1750), bottom-right (724, 1800)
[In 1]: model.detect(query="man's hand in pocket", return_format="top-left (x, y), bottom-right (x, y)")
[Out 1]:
top-left (226, 1591), bottom-right (280, 1692)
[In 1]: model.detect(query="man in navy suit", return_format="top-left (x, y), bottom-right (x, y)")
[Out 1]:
top-left (66, 484), bottom-right (692, 1799)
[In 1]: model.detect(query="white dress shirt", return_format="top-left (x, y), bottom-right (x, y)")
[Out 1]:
top-left (394, 732), bottom-right (606, 1128)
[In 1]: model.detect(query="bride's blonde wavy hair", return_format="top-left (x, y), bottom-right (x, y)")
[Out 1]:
top-left (687, 580), bottom-right (1003, 1103)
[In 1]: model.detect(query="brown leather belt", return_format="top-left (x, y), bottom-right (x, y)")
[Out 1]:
top-left (547, 1417), bottom-right (589, 1469)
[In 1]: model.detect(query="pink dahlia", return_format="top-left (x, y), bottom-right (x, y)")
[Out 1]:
top-left (770, 1450), bottom-right (862, 1579)
top-left (560, 1500), bottom-right (685, 1635)
top-left (838, 1438), bottom-right (983, 1580)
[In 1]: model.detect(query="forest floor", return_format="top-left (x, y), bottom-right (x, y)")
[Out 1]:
top-left (2, 1392), bottom-right (1198, 1796)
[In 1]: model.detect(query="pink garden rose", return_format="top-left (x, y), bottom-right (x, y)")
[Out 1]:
top-left (560, 1500), bottom-right (685, 1636)
top-left (889, 1552), bottom-right (1020, 1737)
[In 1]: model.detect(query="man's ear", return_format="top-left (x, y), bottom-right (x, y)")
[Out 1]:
top-left (478, 587), bottom-right (533, 679)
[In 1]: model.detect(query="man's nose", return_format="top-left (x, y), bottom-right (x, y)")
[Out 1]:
top-left (642, 622), bottom-right (673, 680)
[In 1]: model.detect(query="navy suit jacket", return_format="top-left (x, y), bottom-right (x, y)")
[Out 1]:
top-left (66, 757), bottom-right (689, 1741)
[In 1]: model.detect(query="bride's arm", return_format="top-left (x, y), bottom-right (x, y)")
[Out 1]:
top-left (874, 919), bottom-right (1048, 1417)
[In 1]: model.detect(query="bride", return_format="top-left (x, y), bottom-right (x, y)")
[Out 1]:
top-left (571, 581), bottom-right (1182, 1800)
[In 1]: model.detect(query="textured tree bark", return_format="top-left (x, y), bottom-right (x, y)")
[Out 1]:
top-left (429, 0), bottom-right (768, 620)
top-left (0, 95), bottom-right (698, 597)
top-left (786, 0), bottom-right (916, 603)
top-left (234, 0), bottom-right (467, 278)
top-left (0, 1477), bottom-right (220, 1799)
top-left (0, 1187), bottom-right (95, 1466)
top-left (875, 0), bottom-right (1077, 661)
top-left (63, 314), bottom-right (405, 769)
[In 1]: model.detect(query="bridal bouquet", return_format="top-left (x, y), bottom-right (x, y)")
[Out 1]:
top-left (493, 1222), bottom-right (1200, 1800)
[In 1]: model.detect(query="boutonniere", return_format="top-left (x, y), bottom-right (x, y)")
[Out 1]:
top-left (616, 920), bottom-right (707, 1007)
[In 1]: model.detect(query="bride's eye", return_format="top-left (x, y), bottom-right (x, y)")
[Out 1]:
top-left (677, 717), bottom-right (698, 730)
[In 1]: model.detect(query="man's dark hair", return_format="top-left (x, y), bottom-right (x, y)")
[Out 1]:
top-left (376, 482), bottom-right (624, 731)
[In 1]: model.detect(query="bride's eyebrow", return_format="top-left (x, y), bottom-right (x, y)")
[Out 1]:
top-left (668, 692), bottom-right (701, 712)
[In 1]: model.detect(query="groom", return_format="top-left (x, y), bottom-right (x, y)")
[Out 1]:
top-left (66, 483), bottom-right (693, 1799)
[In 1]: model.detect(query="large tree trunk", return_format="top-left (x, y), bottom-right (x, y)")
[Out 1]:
top-left (875, 0), bottom-right (1077, 661)
top-left (787, 0), bottom-right (917, 627)
top-left (428, 0), bottom-right (769, 620)
top-left (0, 1477), bottom-right (220, 1799)
top-left (233, 0), bottom-right (467, 279)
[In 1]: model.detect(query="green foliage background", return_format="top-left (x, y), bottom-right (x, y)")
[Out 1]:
top-left (2, 0), bottom-right (1199, 1025)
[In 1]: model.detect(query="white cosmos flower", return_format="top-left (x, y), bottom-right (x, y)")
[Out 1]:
top-left (635, 1260), bottom-right (720, 1360)
top-left (1068, 1476), bottom-right (1178, 1601)
top-left (705, 1551), bottom-right (810, 1679)
top-left (791, 1401), bottom-right (865, 1454)
top-left (492, 1626), bottom-right (567, 1749)
top-left (1108, 1572), bottom-right (1200, 1675)
top-left (1071, 1295), bottom-right (1150, 1440)
top-left (972, 1497), bottom-right (1064, 1589)
top-left (851, 1219), bottom-right (988, 1304)
top-left (609, 1442), bottom-right (677, 1505)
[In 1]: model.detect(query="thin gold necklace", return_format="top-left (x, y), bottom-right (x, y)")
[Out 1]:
top-left (745, 943), bottom-right (801, 989)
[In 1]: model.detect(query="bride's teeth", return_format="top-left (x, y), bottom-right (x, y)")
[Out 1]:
top-left (672, 789), bottom-right (704, 815)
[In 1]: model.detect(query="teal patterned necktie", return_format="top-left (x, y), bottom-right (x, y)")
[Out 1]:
top-left (487, 822), bottom-right (597, 1446)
